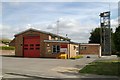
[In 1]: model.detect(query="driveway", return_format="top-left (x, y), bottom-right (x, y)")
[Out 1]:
top-left (2, 56), bottom-right (97, 78)
top-left (2, 56), bottom-right (119, 79)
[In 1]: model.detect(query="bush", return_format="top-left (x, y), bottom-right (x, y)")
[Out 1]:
top-left (112, 52), bottom-right (120, 57)
top-left (0, 46), bottom-right (15, 50)
top-left (70, 55), bottom-right (83, 59)
top-left (75, 55), bottom-right (83, 59)
top-left (116, 52), bottom-right (120, 57)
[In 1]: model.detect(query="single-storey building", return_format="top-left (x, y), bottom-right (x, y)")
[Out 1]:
top-left (10, 28), bottom-right (101, 58)
top-left (10, 28), bottom-right (80, 58)
top-left (79, 43), bottom-right (101, 57)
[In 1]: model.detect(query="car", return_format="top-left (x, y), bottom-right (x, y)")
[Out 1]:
top-left (86, 56), bottom-right (90, 58)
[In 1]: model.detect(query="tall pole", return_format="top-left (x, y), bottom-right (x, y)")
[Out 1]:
top-left (57, 20), bottom-right (59, 35)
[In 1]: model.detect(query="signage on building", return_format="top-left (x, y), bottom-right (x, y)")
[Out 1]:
top-left (60, 44), bottom-right (67, 53)
top-left (60, 48), bottom-right (67, 53)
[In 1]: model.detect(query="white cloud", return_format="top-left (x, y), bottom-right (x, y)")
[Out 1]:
top-left (0, 24), bottom-right (14, 39)
top-left (47, 18), bottom-right (97, 42)
top-left (0, 17), bottom-right (96, 42)
top-left (0, 22), bottom-right (55, 39)
top-left (1, 17), bottom-right (118, 42)
top-left (111, 17), bottom-right (119, 32)
top-left (0, 24), bottom-right (40, 39)
top-left (111, 18), bottom-right (118, 26)
top-left (1, 2), bottom-right (118, 43)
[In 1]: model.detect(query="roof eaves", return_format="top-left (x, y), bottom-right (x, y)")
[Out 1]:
top-left (14, 28), bottom-right (50, 37)
top-left (80, 43), bottom-right (100, 46)
top-left (70, 41), bottom-right (79, 44)
top-left (49, 33), bottom-right (70, 40)
top-left (44, 40), bottom-right (69, 43)
top-left (14, 28), bottom-right (71, 40)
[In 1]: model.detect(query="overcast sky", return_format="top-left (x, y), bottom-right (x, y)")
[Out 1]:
top-left (1, 1), bottom-right (119, 43)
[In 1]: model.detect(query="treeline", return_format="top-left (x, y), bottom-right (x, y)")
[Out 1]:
top-left (89, 24), bottom-right (120, 56)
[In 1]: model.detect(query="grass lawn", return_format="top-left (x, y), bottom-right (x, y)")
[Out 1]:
top-left (79, 59), bottom-right (120, 76)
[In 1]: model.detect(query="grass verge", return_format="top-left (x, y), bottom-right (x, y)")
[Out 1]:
top-left (79, 60), bottom-right (120, 76)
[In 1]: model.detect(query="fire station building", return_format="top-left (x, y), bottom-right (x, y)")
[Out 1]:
top-left (10, 28), bottom-right (101, 58)
top-left (11, 28), bottom-right (79, 58)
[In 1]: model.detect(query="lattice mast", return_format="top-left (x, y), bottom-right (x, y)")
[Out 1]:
top-left (100, 11), bottom-right (111, 56)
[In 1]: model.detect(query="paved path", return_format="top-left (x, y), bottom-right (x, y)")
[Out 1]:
top-left (0, 50), bottom-right (15, 56)
top-left (1, 56), bottom-right (119, 80)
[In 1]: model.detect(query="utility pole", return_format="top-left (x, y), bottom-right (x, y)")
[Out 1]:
top-left (57, 20), bottom-right (59, 35)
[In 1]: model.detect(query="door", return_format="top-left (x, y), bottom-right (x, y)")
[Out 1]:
top-left (23, 36), bottom-right (40, 58)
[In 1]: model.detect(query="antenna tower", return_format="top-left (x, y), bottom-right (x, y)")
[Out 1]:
top-left (100, 11), bottom-right (111, 56)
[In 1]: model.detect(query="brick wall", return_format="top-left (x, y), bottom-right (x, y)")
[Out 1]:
top-left (80, 44), bottom-right (100, 55)
top-left (15, 30), bottom-right (49, 57)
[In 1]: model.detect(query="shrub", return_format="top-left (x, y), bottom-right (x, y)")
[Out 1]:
top-left (70, 55), bottom-right (83, 59)
top-left (116, 52), bottom-right (120, 57)
top-left (75, 55), bottom-right (83, 59)
top-left (112, 52), bottom-right (120, 57)
top-left (0, 46), bottom-right (15, 50)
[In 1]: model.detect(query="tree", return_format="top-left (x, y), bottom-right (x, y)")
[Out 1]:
top-left (114, 24), bottom-right (120, 54)
top-left (111, 32), bottom-right (116, 54)
top-left (89, 28), bottom-right (100, 43)
top-left (89, 27), bottom-right (115, 54)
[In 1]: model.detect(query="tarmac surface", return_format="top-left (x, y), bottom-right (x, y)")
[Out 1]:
top-left (1, 56), bottom-right (120, 80)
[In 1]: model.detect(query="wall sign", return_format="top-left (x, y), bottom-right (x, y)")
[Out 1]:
top-left (60, 44), bottom-right (68, 53)
top-left (60, 48), bottom-right (67, 53)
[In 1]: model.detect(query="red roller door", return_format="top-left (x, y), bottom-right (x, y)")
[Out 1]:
top-left (23, 36), bottom-right (40, 58)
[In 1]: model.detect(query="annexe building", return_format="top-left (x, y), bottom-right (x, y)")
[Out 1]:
top-left (79, 44), bottom-right (101, 57)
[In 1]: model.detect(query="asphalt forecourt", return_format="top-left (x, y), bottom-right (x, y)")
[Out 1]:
top-left (2, 56), bottom-right (119, 80)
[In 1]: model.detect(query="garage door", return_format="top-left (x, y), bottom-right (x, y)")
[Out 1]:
top-left (23, 36), bottom-right (40, 58)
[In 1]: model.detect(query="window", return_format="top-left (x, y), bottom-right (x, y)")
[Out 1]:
top-left (76, 46), bottom-right (79, 54)
top-left (30, 44), bottom-right (34, 46)
top-left (80, 46), bottom-right (87, 50)
top-left (24, 44), bottom-right (28, 46)
top-left (60, 39), bottom-right (63, 41)
top-left (52, 45), bottom-right (60, 53)
top-left (51, 36), bottom-right (55, 40)
top-left (24, 48), bottom-right (28, 50)
top-left (57, 45), bottom-right (60, 53)
top-left (53, 45), bottom-right (56, 53)
top-left (36, 44), bottom-right (40, 46)
top-left (49, 36), bottom-right (52, 40)
top-left (55, 37), bottom-right (58, 40)
top-left (74, 46), bottom-right (76, 50)
top-left (30, 48), bottom-right (34, 50)
top-left (47, 44), bottom-right (50, 47)
top-left (36, 48), bottom-right (40, 50)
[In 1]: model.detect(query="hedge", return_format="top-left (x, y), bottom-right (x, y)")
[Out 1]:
top-left (0, 46), bottom-right (15, 50)
top-left (70, 55), bottom-right (83, 59)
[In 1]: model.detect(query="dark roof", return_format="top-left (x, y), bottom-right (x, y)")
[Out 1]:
top-left (44, 40), bottom-right (69, 43)
top-left (70, 41), bottom-right (79, 44)
top-left (9, 38), bottom-right (15, 46)
top-left (44, 40), bottom-right (79, 44)
top-left (14, 28), bottom-right (70, 40)
top-left (79, 43), bottom-right (100, 46)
